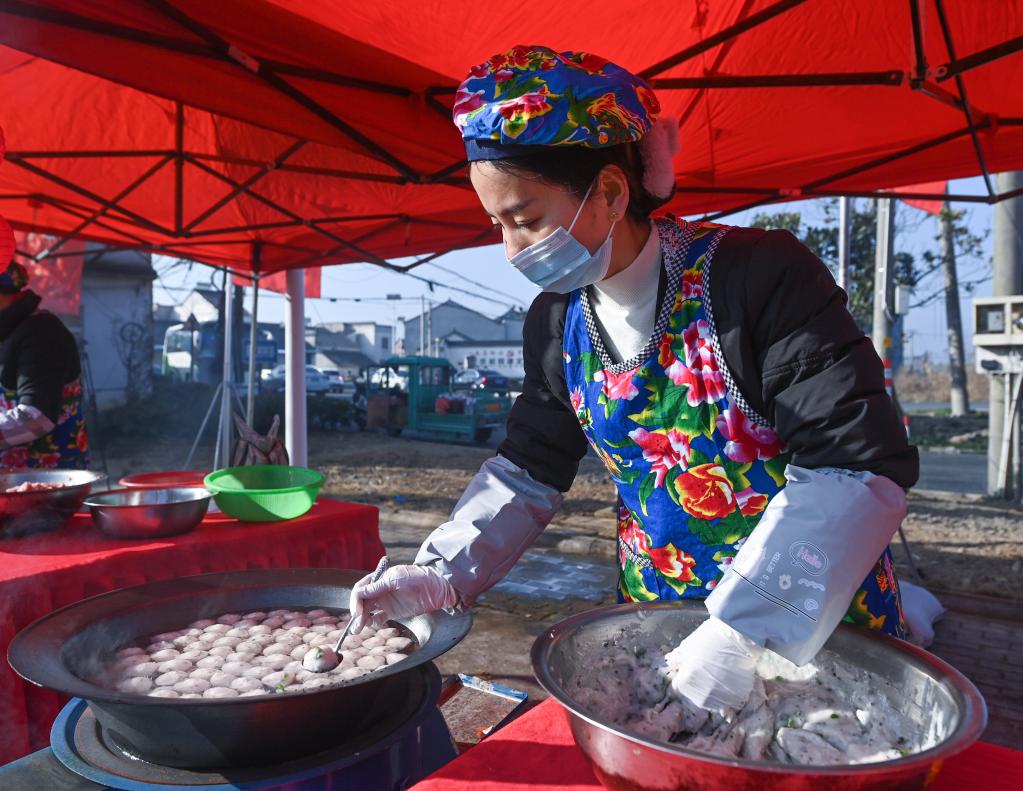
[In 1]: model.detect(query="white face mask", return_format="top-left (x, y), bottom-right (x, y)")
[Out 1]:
top-left (507, 181), bottom-right (617, 294)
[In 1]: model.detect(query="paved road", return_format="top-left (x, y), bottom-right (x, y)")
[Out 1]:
top-left (917, 451), bottom-right (987, 495)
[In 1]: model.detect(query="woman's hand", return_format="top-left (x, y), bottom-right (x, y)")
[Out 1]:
top-left (666, 616), bottom-right (761, 716)
top-left (348, 564), bottom-right (459, 634)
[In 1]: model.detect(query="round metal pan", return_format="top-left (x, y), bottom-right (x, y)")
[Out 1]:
top-left (8, 567), bottom-right (471, 768)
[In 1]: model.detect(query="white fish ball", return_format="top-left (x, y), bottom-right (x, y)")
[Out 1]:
top-left (290, 644), bottom-right (311, 660)
top-left (248, 625), bottom-right (271, 635)
top-left (155, 670), bottom-right (188, 687)
top-left (230, 677), bottom-right (264, 692)
top-left (385, 637), bottom-right (414, 652)
top-left (148, 688), bottom-right (180, 698)
top-left (285, 661), bottom-right (304, 674)
top-left (356, 655), bottom-right (386, 670)
top-left (243, 666), bottom-right (267, 679)
top-left (225, 627), bottom-right (250, 639)
top-left (261, 670), bottom-right (295, 689)
top-left (226, 652), bottom-right (256, 664)
top-left (203, 623), bottom-right (230, 634)
top-left (221, 661), bottom-right (251, 676)
top-left (190, 667), bottom-right (218, 681)
top-left (261, 655), bottom-right (291, 671)
top-left (375, 628), bottom-right (400, 640)
top-left (189, 618), bottom-right (215, 629)
top-left (196, 655), bottom-right (225, 669)
top-left (283, 619), bottom-right (311, 630)
top-left (173, 678), bottom-right (211, 694)
top-left (310, 623), bottom-right (334, 633)
top-left (235, 641), bottom-right (263, 655)
top-left (209, 646), bottom-right (234, 658)
top-left (117, 676), bottom-right (153, 694)
top-left (212, 636), bottom-right (240, 648)
top-left (243, 611), bottom-right (267, 621)
top-left (262, 643), bottom-right (290, 657)
top-left (266, 609), bottom-right (290, 617)
top-left (179, 650), bottom-right (208, 663)
top-left (368, 646), bottom-right (390, 656)
top-left (303, 647), bottom-right (339, 673)
top-left (306, 609), bottom-right (330, 619)
top-left (360, 637), bottom-right (385, 649)
top-left (116, 646), bottom-right (146, 658)
top-left (282, 684), bottom-right (305, 693)
top-left (209, 671), bottom-right (237, 688)
top-left (216, 613), bottom-right (242, 625)
top-left (340, 635), bottom-right (363, 650)
top-left (339, 667), bottom-right (369, 681)
top-left (203, 687), bottom-right (239, 698)
top-left (150, 649), bottom-right (181, 662)
top-left (385, 653), bottom-right (407, 666)
top-left (158, 658), bottom-right (193, 673)
top-left (147, 641), bottom-right (175, 653)
top-left (262, 616), bottom-right (285, 629)
top-left (152, 631), bottom-right (182, 642)
top-left (127, 661), bottom-right (160, 677)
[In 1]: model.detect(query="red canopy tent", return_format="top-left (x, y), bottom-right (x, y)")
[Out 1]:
top-left (0, 0), bottom-right (1021, 462)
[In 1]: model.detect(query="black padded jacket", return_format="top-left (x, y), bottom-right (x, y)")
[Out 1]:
top-left (496, 225), bottom-right (919, 493)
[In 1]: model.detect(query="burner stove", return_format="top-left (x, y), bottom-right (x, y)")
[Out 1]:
top-left (0, 663), bottom-right (455, 790)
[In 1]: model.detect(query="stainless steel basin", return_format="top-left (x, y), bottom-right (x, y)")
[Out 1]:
top-left (531, 601), bottom-right (987, 791)
top-left (84, 486), bottom-right (211, 539)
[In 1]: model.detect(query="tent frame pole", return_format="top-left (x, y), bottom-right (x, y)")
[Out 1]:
top-left (284, 268), bottom-right (308, 466)
top-left (246, 244), bottom-right (262, 426)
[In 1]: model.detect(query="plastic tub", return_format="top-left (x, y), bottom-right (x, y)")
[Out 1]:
top-left (203, 465), bottom-right (324, 521)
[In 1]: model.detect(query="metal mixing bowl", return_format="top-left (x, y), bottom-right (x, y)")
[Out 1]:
top-left (84, 487), bottom-right (212, 539)
top-left (531, 602), bottom-right (987, 791)
top-left (0, 469), bottom-right (105, 538)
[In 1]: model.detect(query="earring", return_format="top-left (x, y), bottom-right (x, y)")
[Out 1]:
top-left (610, 210), bottom-right (619, 221)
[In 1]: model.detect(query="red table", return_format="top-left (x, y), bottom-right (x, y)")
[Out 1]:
top-left (0, 497), bottom-right (382, 765)
top-left (414, 698), bottom-right (1023, 790)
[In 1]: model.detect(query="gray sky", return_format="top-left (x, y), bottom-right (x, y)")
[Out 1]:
top-left (154, 175), bottom-right (995, 363)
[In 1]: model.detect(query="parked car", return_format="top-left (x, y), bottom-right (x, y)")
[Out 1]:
top-left (319, 368), bottom-right (346, 393)
top-left (453, 368), bottom-right (511, 393)
top-left (261, 364), bottom-right (332, 393)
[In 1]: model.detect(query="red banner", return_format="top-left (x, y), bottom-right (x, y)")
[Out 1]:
top-left (892, 181), bottom-right (947, 215)
top-left (233, 267), bottom-right (321, 299)
top-left (13, 232), bottom-right (85, 316)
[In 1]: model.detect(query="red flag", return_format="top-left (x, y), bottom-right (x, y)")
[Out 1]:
top-left (233, 267), bottom-right (321, 299)
top-left (892, 181), bottom-right (947, 215)
top-left (13, 231), bottom-right (85, 315)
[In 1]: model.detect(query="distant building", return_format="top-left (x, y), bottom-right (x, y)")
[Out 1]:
top-left (403, 300), bottom-right (528, 378)
top-left (314, 321), bottom-right (393, 362)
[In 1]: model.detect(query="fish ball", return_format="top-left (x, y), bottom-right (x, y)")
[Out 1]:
top-left (243, 611), bottom-right (267, 621)
top-left (262, 616), bottom-right (285, 629)
top-left (116, 646), bottom-right (146, 658)
top-left (261, 655), bottom-right (291, 670)
top-left (173, 678), bottom-right (211, 694)
top-left (203, 623), bottom-right (230, 634)
top-left (209, 671), bottom-right (237, 688)
top-left (240, 689), bottom-right (265, 697)
top-left (385, 653), bottom-right (407, 666)
top-left (203, 687), bottom-right (239, 698)
top-left (302, 646), bottom-right (340, 673)
top-left (221, 661), bottom-right (251, 676)
top-left (262, 643), bottom-right (291, 657)
top-left (155, 670), bottom-right (188, 687)
top-left (231, 677), bottom-right (264, 692)
top-left (189, 618), bottom-right (216, 629)
top-left (190, 667), bottom-right (218, 681)
top-left (158, 658), bottom-right (193, 673)
top-left (179, 650), bottom-right (208, 663)
top-left (283, 618), bottom-right (311, 630)
top-left (196, 655), bottom-right (225, 669)
top-left (290, 644), bottom-right (312, 660)
top-left (150, 649), bottom-right (181, 662)
top-left (209, 646), bottom-right (234, 658)
top-left (340, 635), bottom-right (363, 650)
top-left (267, 609), bottom-right (290, 617)
top-left (306, 609), bottom-right (330, 619)
top-left (356, 655), bottom-right (386, 670)
top-left (368, 646), bottom-right (390, 656)
top-left (212, 636), bottom-right (240, 648)
top-left (243, 665), bottom-right (267, 679)
top-left (148, 688), bottom-right (180, 698)
top-left (127, 661), bottom-right (160, 677)
top-left (248, 625), bottom-right (271, 635)
top-left (235, 641), bottom-right (263, 655)
top-left (216, 613), bottom-right (242, 625)
top-left (226, 652), bottom-right (256, 664)
top-left (117, 676), bottom-right (153, 694)
top-left (261, 670), bottom-right (295, 689)
top-left (147, 641), bottom-right (175, 653)
top-left (375, 628), bottom-right (400, 640)
top-left (225, 627), bottom-right (250, 639)
top-left (386, 637), bottom-right (414, 652)
top-left (339, 667), bottom-right (369, 681)
top-left (152, 631), bottom-right (182, 642)
top-left (360, 637), bottom-right (385, 649)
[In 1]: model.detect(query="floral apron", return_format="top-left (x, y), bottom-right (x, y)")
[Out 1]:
top-left (0, 379), bottom-right (89, 469)
top-left (563, 218), bottom-right (905, 637)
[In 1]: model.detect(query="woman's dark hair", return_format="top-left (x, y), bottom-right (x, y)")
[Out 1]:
top-left (486, 142), bottom-right (670, 220)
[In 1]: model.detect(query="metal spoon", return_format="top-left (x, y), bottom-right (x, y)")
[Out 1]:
top-left (303, 555), bottom-right (389, 673)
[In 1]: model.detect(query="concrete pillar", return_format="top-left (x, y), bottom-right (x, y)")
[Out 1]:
top-left (988, 172), bottom-right (1023, 495)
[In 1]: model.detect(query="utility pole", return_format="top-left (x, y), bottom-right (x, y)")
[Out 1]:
top-left (428, 301), bottom-right (434, 357)
top-left (989, 172), bottom-right (1023, 495)
top-left (940, 198), bottom-right (970, 416)
top-left (838, 196), bottom-right (851, 292)
top-left (419, 295), bottom-right (425, 356)
top-left (872, 198), bottom-right (896, 399)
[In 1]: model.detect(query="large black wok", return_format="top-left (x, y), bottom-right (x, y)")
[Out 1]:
top-left (7, 568), bottom-right (471, 768)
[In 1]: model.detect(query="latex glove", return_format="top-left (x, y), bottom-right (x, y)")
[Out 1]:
top-left (348, 564), bottom-right (459, 634)
top-left (666, 616), bottom-right (761, 717)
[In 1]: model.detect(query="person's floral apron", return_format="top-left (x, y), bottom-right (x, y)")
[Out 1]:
top-left (563, 218), bottom-right (905, 637)
top-left (0, 379), bottom-right (89, 469)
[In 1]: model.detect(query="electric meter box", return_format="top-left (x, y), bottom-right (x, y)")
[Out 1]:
top-left (974, 296), bottom-right (1023, 374)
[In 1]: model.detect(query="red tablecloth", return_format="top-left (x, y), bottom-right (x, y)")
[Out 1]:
top-left (414, 698), bottom-right (1023, 790)
top-left (0, 497), bottom-right (382, 764)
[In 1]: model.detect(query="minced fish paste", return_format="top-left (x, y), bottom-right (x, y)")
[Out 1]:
top-left (567, 635), bottom-right (930, 765)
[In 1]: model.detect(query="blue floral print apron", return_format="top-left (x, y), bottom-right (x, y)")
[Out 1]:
top-left (562, 218), bottom-right (905, 637)
top-left (0, 379), bottom-right (89, 470)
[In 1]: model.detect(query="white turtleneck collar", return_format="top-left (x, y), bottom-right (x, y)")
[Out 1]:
top-left (589, 221), bottom-right (662, 363)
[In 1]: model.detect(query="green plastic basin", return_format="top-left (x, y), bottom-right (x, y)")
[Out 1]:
top-left (203, 465), bottom-right (324, 522)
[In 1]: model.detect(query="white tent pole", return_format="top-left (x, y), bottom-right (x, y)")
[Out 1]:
top-left (285, 268), bottom-right (307, 466)
top-left (246, 272), bottom-right (260, 425)
top-left (837, 196), bottom-right (850, 292)
top-left (217, 267), bottom-right (235, 469)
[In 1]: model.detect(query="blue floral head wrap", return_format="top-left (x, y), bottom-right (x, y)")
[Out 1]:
top-left (453, 45), bottom-right (661, 162)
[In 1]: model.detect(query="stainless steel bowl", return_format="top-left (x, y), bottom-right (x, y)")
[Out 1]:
top-left (0, 468), bottom-right (105, 538)
top-left (84, 487), bottom-right (212, 539)
top-left (531, 602), bottom-right (987, 791)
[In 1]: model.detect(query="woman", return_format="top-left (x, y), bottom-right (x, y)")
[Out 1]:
top-left (351, 46), bottom-right (917, 714)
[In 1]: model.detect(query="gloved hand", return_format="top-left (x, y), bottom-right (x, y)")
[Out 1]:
top-left (666, 616), bottom-right (761, 716)
top-left (348, 564), bottom-right (459, 634)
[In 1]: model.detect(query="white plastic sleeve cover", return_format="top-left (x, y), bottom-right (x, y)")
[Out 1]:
top-left (414, 454), bottom-right (564, 606)
top-left (705, 464), bottom-right (907, 666)
top-left (0, 404), bottom-right (55, 449)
